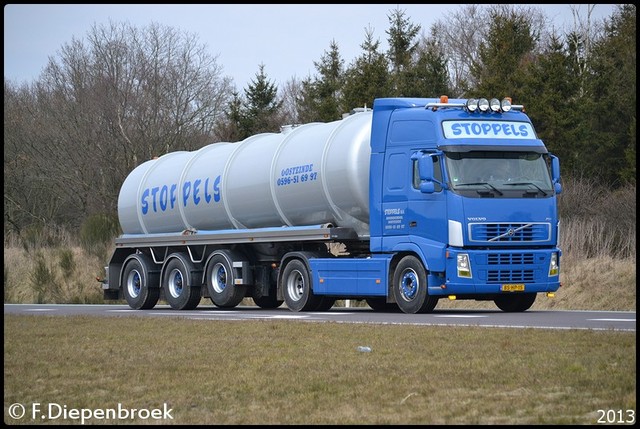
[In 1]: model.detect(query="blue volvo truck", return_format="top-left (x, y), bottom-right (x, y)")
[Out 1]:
top-left (102, 96), bottom-right (562, 314)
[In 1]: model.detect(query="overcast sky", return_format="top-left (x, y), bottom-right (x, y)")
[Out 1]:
top-left (4, 4), bottom-right (620, 91)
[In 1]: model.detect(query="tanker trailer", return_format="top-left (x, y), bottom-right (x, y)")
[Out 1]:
top-left (102, 96), bottom-right (563, 314)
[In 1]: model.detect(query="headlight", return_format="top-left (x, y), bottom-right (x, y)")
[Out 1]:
top-left (457, 254), bottom-right (472, 278)
top-left (548, 252), bottom-right (559, 276)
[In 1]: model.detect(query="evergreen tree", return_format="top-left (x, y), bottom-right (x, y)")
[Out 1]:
top-left (386, 6), bottom-right (421, 96)
top-left (585, 4), bottom-right (636, 185)
top-left (471, 5), bottom-right (539, 99)
top-left (220, 64), bottom-right (283, 140)
top-left (521, 33), bottom-right (584, 175)
top-left (243, 63), bottom-right (282, 136)
top-left (216, 90), bottom-right (244, 142)
top-left (342, 26), bottom-right (391, 111)
top-left (405, 36), bottom-right (450, 98)
top-left (297, 40), bottom-right (345, 122)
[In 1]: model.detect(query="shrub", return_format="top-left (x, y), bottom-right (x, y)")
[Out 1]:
top-left (80, 213), bottom-right (121, 261)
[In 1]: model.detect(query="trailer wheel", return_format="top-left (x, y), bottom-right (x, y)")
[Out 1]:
top-left (206, 254), bottom-right (246, 308)
top-left (365, 297), bottom-right (400, 312)
top-left (393, 255), bottom-right (438, 314)
top-left (281, 259), bottom-right (320, 312)
top-left (252, 293), bottom-right (284, 309)
top-left (122, 255), bottom-right (160, 310)
top-left (252, 280), bottom-right (283, 309)
top-left (162, 255), bottom-right (201, 310)
top-left (314, 297), bottom-right (335, 311)
top-left (494, 293), bottom-right (536, 312)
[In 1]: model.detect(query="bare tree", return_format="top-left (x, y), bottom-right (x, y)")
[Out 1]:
top-left (279, 76), bottom-right (303, 126)
top-left (5, 20), bottom-right (233, 232)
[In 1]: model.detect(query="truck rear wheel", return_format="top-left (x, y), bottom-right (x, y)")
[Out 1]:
top-left (494, 293), bottom-right (536, 312)
top-left (122, 254), bottom-right (160, 310)
top-left (162, 254), bottom-right (201, 310)
top-left (281, 259), bottom-right (321, 312)
top-left (206, 253), bottom-right (246, 308)
top-left (393, 255), bottom-right (437, 314)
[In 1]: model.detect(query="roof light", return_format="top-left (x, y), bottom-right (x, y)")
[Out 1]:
top-left (489, 98), bottom-right (501, 112)
top-left (466, 98), bottom-right (478, 112)
top-left (501, 98), bottom-right (512, 112)
top-left (478, 98), bottom-right (489, 112)
top-left (440, 95), bottom-right (449, 103)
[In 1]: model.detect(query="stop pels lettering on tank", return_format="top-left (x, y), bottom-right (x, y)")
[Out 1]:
top-left (140, 175), bottom-right (221, 214)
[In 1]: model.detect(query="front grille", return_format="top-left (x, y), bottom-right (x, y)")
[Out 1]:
top-left (487, 270), bottom-right (535, 283)
top-left (488, 253), bottom-right (535, 265)
top-left (469, 223), bottom-right (550, 242)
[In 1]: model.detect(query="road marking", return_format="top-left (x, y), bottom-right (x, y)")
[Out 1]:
top-left (434, 315), bottom-right (488, 318)
top-left (249, 315), bottom-right (309, 319)
top-left (26, 308), bottom-right (56, 312)
top-left (589, 318), bottom-right (635, 322)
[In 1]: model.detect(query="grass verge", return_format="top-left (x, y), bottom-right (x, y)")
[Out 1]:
top-left (4, 315), bottom-right (636, 425)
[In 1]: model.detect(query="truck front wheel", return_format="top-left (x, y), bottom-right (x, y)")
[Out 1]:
top-left (393, 255), bottom-right (438, 314)
top-left (281, 259), bottom-right (321, 312)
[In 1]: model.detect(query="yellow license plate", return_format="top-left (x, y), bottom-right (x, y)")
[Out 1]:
top-left (501, 284), bottom-right (525, 291)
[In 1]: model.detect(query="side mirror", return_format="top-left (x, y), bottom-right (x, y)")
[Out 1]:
top-left (420, 181), bottom-right (435, 193)
top-left (418, 154), bottom-right (434, 180)
top-left (411, 152), bottom-right (435, 194)
top-left (551, 155), bottom-right (562, 194)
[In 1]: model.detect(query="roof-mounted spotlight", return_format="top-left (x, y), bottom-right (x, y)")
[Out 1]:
top-left (489, 98), bottom-right (501, 112)
top-left (477, 98), bottom-right (489, 112)
top-left (501, 98), bottom-right (512, 112)
top-left (466, 98), bottom-right (478, 112)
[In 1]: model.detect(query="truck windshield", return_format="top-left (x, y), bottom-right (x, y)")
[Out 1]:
top-left (444, 151), bottom-right (554, 197)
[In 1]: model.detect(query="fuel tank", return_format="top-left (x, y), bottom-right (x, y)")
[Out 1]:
top-left (117, 110), bottom-right (372, 237)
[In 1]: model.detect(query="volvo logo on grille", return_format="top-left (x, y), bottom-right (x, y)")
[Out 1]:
top-left (507, 228), bottom-right (516, 236)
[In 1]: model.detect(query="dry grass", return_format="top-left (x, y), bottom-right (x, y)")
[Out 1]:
top-left (4, 246), bottom-right (104, 304)
top-left (4, 245), bottom-right (635, 312)
top-left (4, 315), bottom-right (636, 425)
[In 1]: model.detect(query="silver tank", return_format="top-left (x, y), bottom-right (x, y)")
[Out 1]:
top-left (118, 111), bottom-right (372, 237)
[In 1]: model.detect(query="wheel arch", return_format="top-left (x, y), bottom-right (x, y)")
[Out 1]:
top-left (121, 251), bottom-right (161, 290)
top-left (202, 247), bottom-right (250, 288)
top-left (160, 251), bottom-right (201, 288)
top-left (388, 250), bottom-right (426, 303)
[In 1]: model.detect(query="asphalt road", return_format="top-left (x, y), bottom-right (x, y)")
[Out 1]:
top-left (4, 304), bottom-right (636, 332)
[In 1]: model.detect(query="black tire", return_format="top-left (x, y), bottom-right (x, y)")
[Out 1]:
top-left (206, 253), bottom-right (247, 308)
top-left (494, 293), bottom-right (536, 312)
top-left (313, 297), bottom-right (336, 311)
top-left (365, 297), bottom-right (401, 312)
top-left (392, 255), bottom-right (438, 314)
top-left (281, 259), bottom-right (321, 312)
top-left (162, 255), bottom-right (201, 310)
top-left (252, 281), bottom-right (284, 309)
top-left (122, 254), bottom-right (160, 310)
